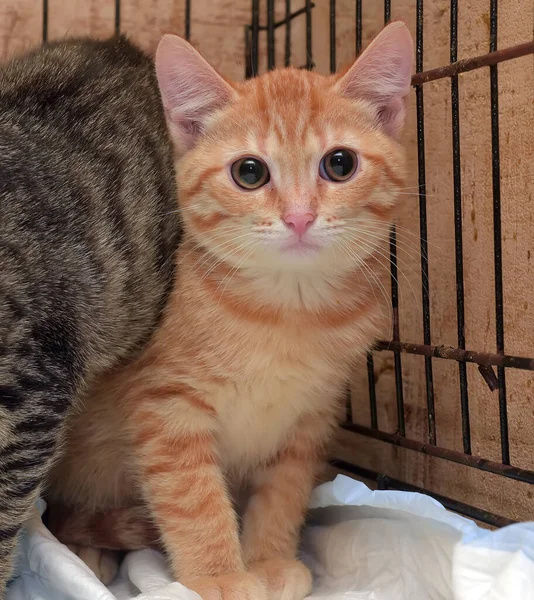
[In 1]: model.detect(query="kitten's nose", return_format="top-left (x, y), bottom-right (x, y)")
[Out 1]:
top-left (283, 213), bottom-right (316, 236)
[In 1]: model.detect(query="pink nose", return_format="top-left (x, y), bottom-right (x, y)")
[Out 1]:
top-left (283, 213), bottom-right (316, 236)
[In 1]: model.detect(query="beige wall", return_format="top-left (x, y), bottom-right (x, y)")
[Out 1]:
top-left (2, 0), bottom-right (533, 521)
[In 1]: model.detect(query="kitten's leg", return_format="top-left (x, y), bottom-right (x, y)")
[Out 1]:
top-left (0, 303), bottom-right (81, 594)
top-left (69, 546), bottom-right (120, 585)
top-left (131, 390), bottom-right (265, 600)
top-left (48, 504), bottom-right (161, 551)
top-left (242, 413), bottom-right (336, 600)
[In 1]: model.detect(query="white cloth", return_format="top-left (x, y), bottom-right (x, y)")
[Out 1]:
top-left (7, 475), bottom-right (534, 599)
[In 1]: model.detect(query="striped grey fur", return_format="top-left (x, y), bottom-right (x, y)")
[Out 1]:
top-left (0, 36), bottom-right (180, 592)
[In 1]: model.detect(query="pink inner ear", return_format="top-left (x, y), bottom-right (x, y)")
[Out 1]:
top-left (155, 35), bottom-right (235, 149)
top-left (334, 21), bottom-right (414, 136)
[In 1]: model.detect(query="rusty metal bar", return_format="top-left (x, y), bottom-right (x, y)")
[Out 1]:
top-left (267, 0), bottom-right (275, 70)
top-left (285, 0), bottom-right (291, 67)
top-left (42, 0), bottom-right (48, 42)
top-left (412, 41), bottom-right (534, 85)
top-left (330, 460), bottom-right (516, 528)
top-left (374, 340), bottom-right (534, 370)
top-left (355, 0), bottom-right (362, 55)
top-left (256, 3), bottom-right (315, 31)
top-left (305, 0), bottom-right (313, 70)
top-left (185, 0), bottom-right (191, 40)
top-left (450, 0), bottom-right (471, 456)
top-left (340, 422), bottom-right (534, 485)
top-left (415, 0), bottom-right (436, 446)
top-left (489, 0), bottom-right (510, 466)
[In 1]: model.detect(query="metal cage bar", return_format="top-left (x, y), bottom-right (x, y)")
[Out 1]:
top-left (285, 0), bottom-right (291, 67)
top-left (355, 0), bottom-right (362, 56)
top-left (330, 460), bottom-right (516, 528)
top-left (415, 0), bottom-right (436, 446)
top-left (329, 0), bottom-right (336, 74)
top-left (267, 0), bottom-right (275, 70)
top-left (382, 1), bottom-right (406, 439)
top-left (42, 0), bottom-right (48, 43)
top-left (185, 0), bottom-right (191, 41)
top-left (489, 0), bottom-right (510, 466)
top-left (450, 0), bottom-right (471, 455)
top-left (115, 0), bottom-right (121, 36)
top-left (305, 0), bottom-right (313, 70)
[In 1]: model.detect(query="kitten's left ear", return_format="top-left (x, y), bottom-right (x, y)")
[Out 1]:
top-left (334, 21), bottom-right (413, 137)
top-left (155, 35), bottom-right (236, 153)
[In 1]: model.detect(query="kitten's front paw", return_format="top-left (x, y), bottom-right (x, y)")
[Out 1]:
top-left (66, 545), bottom-right (119, 585)
top-left (249, 559), bottom-right (312, 600)
top-left (181, 572), bottom-right (266, 600)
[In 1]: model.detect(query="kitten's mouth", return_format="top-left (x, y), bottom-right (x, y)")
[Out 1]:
top-left (281, 238), bottom-right (321, 255)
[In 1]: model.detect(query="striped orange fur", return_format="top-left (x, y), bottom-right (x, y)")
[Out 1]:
top-left (47, 22), bottom-right (413, 600)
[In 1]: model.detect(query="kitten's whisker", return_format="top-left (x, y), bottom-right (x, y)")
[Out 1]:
top-left (199, 234), bottom-right (256, 283)
top-left (213, 242), bottom-right (257, 307)
top-left (193, 233), bottom-right (256, 283)
top-left (345, 226), bottom-right (431, 275)
top-left (360, 261), bottom-right (393, 328)
top-left (342, 225), bottom-right (430, 263)
top-left (180, 228), bottom-right (251, 271)
top-left (344, 219), bottom-right (440, 251)
top-left (335, 239), bottom-right (392, 326)
top-left (343, 233), bottom-right (423, 314)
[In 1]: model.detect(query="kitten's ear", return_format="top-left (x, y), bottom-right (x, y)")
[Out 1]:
top-left (155, 35), bottom-right (236, 152)
top-left (334, 21), bottom-right (413, 137)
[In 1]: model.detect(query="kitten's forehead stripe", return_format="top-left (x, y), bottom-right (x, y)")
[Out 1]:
top-left (243, 69), bottom-right (323, 147)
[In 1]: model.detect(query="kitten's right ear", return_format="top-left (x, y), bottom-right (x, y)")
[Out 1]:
top-left (334, 21), bottom-right (413, 137)
top-left (155, 35), bottom-right (236, 153)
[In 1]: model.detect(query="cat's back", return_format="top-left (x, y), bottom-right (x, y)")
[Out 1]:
top-left (0, 36), bottom-right (180, 370)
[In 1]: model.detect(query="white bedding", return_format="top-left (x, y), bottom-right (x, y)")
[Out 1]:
top-left (8, 475), bottom-right (534, 599)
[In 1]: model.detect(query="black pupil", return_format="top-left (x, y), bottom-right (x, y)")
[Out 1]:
top-left (239, 159), bottom-right (264, 185)
top-left (329, 150), bottom-right (354, 178)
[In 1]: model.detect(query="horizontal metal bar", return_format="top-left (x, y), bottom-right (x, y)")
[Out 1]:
top-left (330, 459), bottom-right (515, 528)
top-left (412, 41), bottom-right (534, 85)
top-left (375, 340), bottom-right (534, 371)
top-left (254, 4), bottom-right (316, 31)
top-left (340, 422), bottom-right (534, 485)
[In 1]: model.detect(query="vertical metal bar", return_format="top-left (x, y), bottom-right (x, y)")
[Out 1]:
top-left (356, 0), bottom-right (362, 55)
top-left (324, 0), bottom-right (351, 421)
top-left (384, 0), bottom-right (391, 24)
top-left (377, 474), bottom-right (389, 490)
top-left (450, 0), bottom-right (471, 455)
top-left (185, 0), bottom-right (191, 41)
top-left (251, 0), bottom-right (260, 77)
top-left (267, 0), bottom-right (275, 70)
top-left (489, 0), bottom-right (510, 465)
top-left (416, 0), bottom-right (436, 445)
top-left (42, 0), bottom-right (48, 43)
top-left (305, 0), bottom-right (313, 70)
top-left (245, 27), bottom-right (252, 79)
top-left (390, 228), bottom-right (405, 437)
top-left (361, 0), bottom-right (375, 432)
top-left (285, 0), bottom-right (291, 67)
top-left (114, 0), bottom-right (121, 36)
top-left (330, 0), bottom-right (336, 73)
top-left (367, 354), bottom-right (378, 429)
top-left (383, 2), bottom-right (405, 437)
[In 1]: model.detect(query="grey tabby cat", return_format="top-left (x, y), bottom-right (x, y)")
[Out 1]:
top-left (0, 37), bottom-right (180, 592)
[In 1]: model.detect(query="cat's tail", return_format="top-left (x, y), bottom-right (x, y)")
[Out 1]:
top-left (47, 503), bottom-right (161, 551)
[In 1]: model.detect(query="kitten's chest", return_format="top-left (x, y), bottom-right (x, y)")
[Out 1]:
top-left (213, 373), bottom-right (335, 473)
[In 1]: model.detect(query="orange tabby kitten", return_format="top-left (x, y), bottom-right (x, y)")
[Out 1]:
top-left (47, 22), bottom-right (413, 600)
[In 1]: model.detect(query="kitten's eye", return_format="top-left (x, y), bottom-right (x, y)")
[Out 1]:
top-left (320, 149), bottom-right (358, 182)
top-left (231, 157), bottom-right (270, 190)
